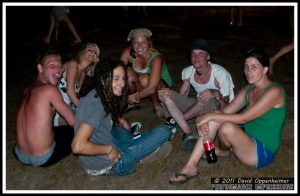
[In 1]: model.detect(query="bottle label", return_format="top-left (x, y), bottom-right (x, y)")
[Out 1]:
top-left (203, 140), bottom-right (215, 151)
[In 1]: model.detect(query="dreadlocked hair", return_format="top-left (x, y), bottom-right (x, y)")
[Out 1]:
top-left (94, 59), bottom-right (128, 124)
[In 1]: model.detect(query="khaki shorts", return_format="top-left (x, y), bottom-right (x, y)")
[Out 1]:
top-left (162, 90), bottom-right (219, 116)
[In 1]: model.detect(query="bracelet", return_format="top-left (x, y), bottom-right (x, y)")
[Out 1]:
top-left (107, 146), bottom-right (113, 155)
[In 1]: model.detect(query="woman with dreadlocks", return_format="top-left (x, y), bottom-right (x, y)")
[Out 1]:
top-left (71, 59), bottom-right (173, 176)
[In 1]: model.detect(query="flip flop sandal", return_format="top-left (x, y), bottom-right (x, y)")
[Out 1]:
top-left (169, 171), bottom-right (199, 185)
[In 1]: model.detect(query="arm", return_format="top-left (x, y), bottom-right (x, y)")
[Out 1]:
top-left (158, 88), bottom-right (173, 102)
top-left (48, 85), bottom-right (75, 126)
top-left (196, 86), bottom-right (247, 127)
top-left (179, 79), bottom-right (191, 97)
top-left (71, 123), bottom-right (120, 161)
top-left (120, 47), bottom-right (131, 65)
top-left (215, 68), bottom-right (235, 101)
top-left (270, 42), bottom-right (294, 66)
top-left (214, 90), bottom-right (229, 111)
top-left (197, 89), bottom-right (230, 110)
top-left (65, 61), bottom-right (80, 106)
top-left (222, 86), bottom-right (248, 114)
top-left (197, 85), bottom-right (283, 126)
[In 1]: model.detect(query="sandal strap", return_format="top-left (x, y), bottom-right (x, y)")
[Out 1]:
top-left (175, 173), bottom-right (187, 178)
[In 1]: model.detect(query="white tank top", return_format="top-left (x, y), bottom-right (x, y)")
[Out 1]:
top-left (190, 69), bottom-right (218, 97)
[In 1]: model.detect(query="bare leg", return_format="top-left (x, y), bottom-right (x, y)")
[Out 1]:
top-left (127, 68), bottom-right (140, 94)
top-left (152, 80), bottom-right (168, 117)
top-left (184, 98), bottom-right (219, 121)
top-left (163, 96), bottom-right (193, 134)
top-left (43, 15), bottom-right (56, 44)
top-left (237, 7), bottom-right (243, 26)
top-left (122, 6), bottom-right (129, 18)
top-left (55, 21), bottom-right (60, 41)
top-left (138, 6), bottom-right (147, 17)
top-left (218, 122), bottom-right (257, 166)
top-left (169, 120), bottom-right (220, 182)
top-left (126, 68), bottom-right (141, 109)
top-left (150, 92), bottom-right (165, 117)
top-left (142, 6), bottom-right (147, 17)
top-left (139, 74), bottom-right (166, 117)
top-left (229, 7), bottom-right (235, 26)
top-left (63, 17), bottom-right (82, 43)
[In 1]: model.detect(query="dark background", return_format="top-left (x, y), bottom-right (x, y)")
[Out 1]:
top-left (4, 4), bottom-right (295, 192)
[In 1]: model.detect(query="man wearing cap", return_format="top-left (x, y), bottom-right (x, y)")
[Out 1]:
top-left (158, 38), bottom-right (235, 152)
top-left (120, 27), bottom-right (173, 118)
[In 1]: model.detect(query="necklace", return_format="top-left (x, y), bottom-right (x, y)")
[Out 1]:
top-left (196, 64), bottom-right (210, 79)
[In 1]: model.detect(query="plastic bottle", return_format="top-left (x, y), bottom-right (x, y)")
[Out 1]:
top-left (203, 135), bottom-right (218, 163)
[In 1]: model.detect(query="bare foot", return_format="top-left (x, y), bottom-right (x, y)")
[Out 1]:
top-left (153, 105), bottom-right (165, 118)
top-left (42, 38), bottom-right (50, 45)
top-left (74, 39), bottom-right (82, 44)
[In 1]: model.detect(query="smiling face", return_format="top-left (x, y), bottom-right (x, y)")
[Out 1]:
top-left (83, 44), bottom-right (100, 64)
top-left (38, 54), bottom-right (63, 85)
top-left (112, 66), bottom-right (126, 96)
top-left (191, 49), bottom-right (210, 74)
top-left (131, 35), bottom-right (150, 56)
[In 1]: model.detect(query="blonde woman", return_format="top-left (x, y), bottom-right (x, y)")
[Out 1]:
top-left (120, 28), bottom-right (173, 118)
top-left (54, 42), bottom-right (100, 126)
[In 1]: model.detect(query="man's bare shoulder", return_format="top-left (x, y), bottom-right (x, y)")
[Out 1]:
top-left (32, 84), bottom-right (60, 97)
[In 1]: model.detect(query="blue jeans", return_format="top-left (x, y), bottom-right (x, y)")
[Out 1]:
top-left (111, 124), bottom-right (172, 176)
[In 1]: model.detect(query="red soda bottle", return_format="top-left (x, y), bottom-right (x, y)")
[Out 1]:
top-left (203, 135), bottom-right (218, 163)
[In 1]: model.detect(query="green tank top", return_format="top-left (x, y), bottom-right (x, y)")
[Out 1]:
top-left (131, 49), bottom-right (173, 87)
top-left (244, 82), bottom-right (286, 153)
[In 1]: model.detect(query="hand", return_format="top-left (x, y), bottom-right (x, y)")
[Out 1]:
top-left (196, 114), bottom-right (211, 130)
top-left (117, 117), bottom-right (130, 130)
top-left (197, 89), bottom-right (216, 102)
top-left (158, 88), bottom-right (172, 102)
top-left (197, 123), bottom-right (209, 137)
top-left (128, 92), bottom-right (139, 104)
top-left (106, 146), bottom-right (121, 163)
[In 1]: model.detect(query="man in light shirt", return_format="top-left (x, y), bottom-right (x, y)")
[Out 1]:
top-left (158, 38), bottom-right (235, 152)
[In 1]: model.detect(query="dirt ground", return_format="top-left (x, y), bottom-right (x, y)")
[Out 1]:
top-left (4, 5), bottom-right (296, 192)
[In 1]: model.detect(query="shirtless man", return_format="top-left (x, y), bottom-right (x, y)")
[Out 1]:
top-left (14, 49), bottom-right (75, 167)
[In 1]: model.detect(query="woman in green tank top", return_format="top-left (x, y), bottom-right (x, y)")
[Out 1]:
top-left (120, 28), bottom-right (173, 118)
top-left (169, 49), bottom-right (286, 185)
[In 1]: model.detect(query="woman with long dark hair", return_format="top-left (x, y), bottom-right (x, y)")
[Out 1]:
top-left (72, 59), bottom-right (173, 176)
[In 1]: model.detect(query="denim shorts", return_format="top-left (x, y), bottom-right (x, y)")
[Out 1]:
top-left (252, 137), bottom-right (275, 169)
top-left (13, 143), bottom-right (55, 166)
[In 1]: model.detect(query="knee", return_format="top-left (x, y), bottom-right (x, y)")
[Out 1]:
top-left (127, 71), bottom-right (137, 84)
top-left (218, 122), bottom-right (235, 138)
top-left (156, 125), bottom-right (172, 140)
top-left (138, 74), bottom-right (149, 87)
top-left (158, 89), bottom-right (173, 103)
top-left (197, 97), bottom-right (219, 114)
